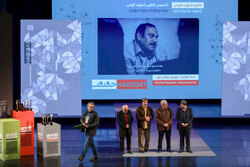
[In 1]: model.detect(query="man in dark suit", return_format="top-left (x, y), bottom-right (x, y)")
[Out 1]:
top-left (117, 105), bottom-right (134, 154)
top-left (176, 100), bottom-right (193, 153)
top-left (78, 102), bottom-right (99, 162)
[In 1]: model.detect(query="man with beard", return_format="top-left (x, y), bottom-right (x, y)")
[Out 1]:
top-left (176, 100), bottom-right (193, 153)
top-left (136, 98), bottom-right (154, 153)
top-left (124, 23), bottom-right (167, 74)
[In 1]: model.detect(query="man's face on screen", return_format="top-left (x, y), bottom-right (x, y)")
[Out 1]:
top-left (88, 104), bottom-right (95, 112)
top-left (139, 26), bottom-right (158, 53)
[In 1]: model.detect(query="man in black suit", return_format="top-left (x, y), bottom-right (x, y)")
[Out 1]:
top-left (117, 105), bottom-right (134, 154)
top-left (176, 100), bottom-right (193, 153)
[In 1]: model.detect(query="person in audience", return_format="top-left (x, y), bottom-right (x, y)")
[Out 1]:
top-left (176, 100), bottom-right (193, 153)
top-left (136, 98), bottom-right (154, 153)
top-left (117, 105), bottom-right (134, 154)
top-left (155, 100), bottom-right (174, 153)
top-left (78, 102), bottom-right (99, 162)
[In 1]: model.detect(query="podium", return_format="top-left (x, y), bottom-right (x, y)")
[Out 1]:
top-left (37, 123), bottom-right (61, 157)
top-left (11, 110), bottom-right (34, 156)
top-left (0, 118), bottom-right (20, 161)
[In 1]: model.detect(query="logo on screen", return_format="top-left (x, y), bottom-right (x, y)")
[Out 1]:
top-left (117, 80), bottom-right (147, 89)
top-left (92, 79), bottom-right (147, 89)
top-left (24, 41), bottom-right (32, 64)
top-left (92, 80), bottom-right (117, 89)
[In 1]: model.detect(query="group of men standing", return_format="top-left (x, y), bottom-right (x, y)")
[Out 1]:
top-left (117, 98), bottom-right (194, 154)
top-left (78, 98), bottom-right (193, 162)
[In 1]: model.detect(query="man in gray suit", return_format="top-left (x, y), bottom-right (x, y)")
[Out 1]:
top-left (117, 105), bottom-right (134, 154)
top-left (176, 100), bottom-right (193, 153)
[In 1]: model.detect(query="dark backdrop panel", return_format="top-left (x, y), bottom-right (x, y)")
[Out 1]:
top-left (0, 14), bottom-right (13, 116)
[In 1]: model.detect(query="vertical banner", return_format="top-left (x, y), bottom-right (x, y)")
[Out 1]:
top-left (222, 21), bottom-right (250, 116)
top-left (20, 20), bottom-right (82, 117)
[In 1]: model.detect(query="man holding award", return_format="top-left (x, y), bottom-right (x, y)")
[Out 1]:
top-left (78, 102), bottom-right (99, 162)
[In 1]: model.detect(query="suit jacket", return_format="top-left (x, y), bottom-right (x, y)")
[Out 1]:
top-left (176, 107), bottom-right (193, 130)
top-left (155, 107), bottom-right (173, 131)
top-left (117, 110), bottom-right (134, 138)
top-left (136, 106), bottom-right (154, 129)
top-left (80, 110), bottom-right (99, 136)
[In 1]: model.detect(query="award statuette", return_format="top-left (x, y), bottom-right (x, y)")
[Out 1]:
top-left (23, 99), bottom-right (27, 110)
top-left (41, 114), bottom-right (45, 125)
top-left (15, 100), bottom-right (19, 112)
top-left (50, 114), bottom-right (53, 125)
top-left (29, 100), bottom-right (32, 111)
top-left (18, 99), bottom-right (24, 111)
top-left (26, 99), bottom-right (29, 110)
top-left (46, 114), bottom-right (49, 125)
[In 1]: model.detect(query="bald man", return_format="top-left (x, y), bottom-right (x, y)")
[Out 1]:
top-left (117, 105), bottom-right (134, 154)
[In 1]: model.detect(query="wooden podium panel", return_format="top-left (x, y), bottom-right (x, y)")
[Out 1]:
top-left (0, 118), bottom-right (20, 161)
top-left (11, 110), bottom-right (34, 156)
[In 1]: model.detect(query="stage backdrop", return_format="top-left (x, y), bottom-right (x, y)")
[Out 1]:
top-left (0, 14), bottom-right (13, 117)
top-left (222, 21), bottom-right (250, 117)
top-left (53, 0), bottom-right (238, 100)
top-left (20, 20), bottom-right (82, 117)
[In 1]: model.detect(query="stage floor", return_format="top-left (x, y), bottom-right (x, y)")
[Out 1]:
top-left (114, 102), bottom-right (216, 157)
top-left (0, 118), bottom-right (250, 167)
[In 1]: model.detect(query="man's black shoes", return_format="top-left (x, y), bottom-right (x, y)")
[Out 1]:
top-left (178, 149), bottom-right (184, 153)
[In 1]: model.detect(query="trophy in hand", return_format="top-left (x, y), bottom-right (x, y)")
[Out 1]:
top-left (15, 100), bottom-right (19, 112)
top-left (41, 114), bottom-right (45, 125)
top-left (50, 114), bottom-right (53, 125)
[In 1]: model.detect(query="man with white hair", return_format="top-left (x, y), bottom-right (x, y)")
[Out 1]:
top-left (155, 100), bottom-right (173, 153)
top-left (117, 105), bottom-right (134, 154)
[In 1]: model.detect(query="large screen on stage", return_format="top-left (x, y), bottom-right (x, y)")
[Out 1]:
top-left (52, 0), bottom-right (238, 99)
top-left (222, 21), bottom-right (250, 117)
